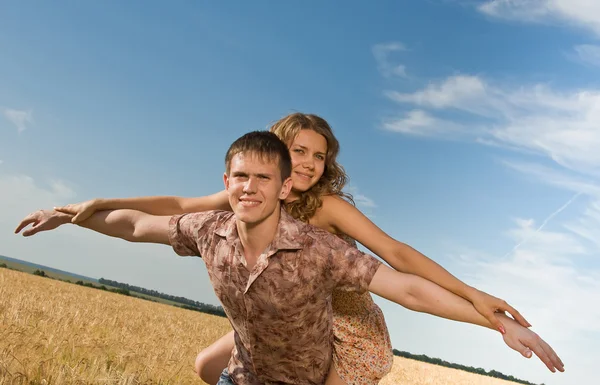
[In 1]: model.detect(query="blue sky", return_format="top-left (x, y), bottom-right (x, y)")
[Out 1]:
top-left (1, 1), bottom-right (599, 384)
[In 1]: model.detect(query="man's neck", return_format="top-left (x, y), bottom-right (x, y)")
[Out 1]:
top-left (236, 206), bottom-right (282, 263)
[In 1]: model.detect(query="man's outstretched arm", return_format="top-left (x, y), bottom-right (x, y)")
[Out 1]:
top-left (368, 264), bottom-right (565, 374)
top-left (15, 209), bottom-right (171, 245)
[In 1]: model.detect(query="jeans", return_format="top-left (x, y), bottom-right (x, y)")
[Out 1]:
top-left (217, 368), bottom-right (235, 385)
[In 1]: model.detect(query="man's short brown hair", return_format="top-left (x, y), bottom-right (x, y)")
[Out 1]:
top-left (225, 131), bottom-right (292, 181)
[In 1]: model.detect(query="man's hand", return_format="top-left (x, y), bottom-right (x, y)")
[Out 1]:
top-left (14, 210), bottom-right (73, 236)
top-left (499, 313), bottom-right (564, 373)
top-left (469, 288), bottom-right (531, 333)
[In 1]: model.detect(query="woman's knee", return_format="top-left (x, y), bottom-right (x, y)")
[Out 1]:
top-left (195, 349), bottom-right (219, 380)
top-left (193, 331), bottom-right (235, 384)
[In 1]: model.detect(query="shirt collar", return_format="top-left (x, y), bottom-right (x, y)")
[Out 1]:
top-left (215, 206), bottom-right (305, 252)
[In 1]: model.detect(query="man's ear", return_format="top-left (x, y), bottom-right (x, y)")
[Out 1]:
top-left (279, 177), bottom-right (293, 200)
top-left (223, 172), bottom-right (230, 191)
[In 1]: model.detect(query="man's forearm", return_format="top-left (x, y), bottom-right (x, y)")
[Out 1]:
top-left (371, 266), bottom-right (494, 330)
top-left (76, 209), bottom-right (144, 242)
top-left (405, 274), bottom-right (494, 329)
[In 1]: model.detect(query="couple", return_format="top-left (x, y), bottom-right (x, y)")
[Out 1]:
top-left (16, 113), bottom-right (564, 385)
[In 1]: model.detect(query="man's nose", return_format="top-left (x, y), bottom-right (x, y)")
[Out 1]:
top-left (243, 177), bottom-right (258, 193)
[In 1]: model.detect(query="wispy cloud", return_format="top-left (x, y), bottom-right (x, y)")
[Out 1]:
top-left (384, 74), bottom-right (600, 176)
top-left (0, 170), bottom-right (219, 310)
top-left (3, 108), bottom-right (33, 133)
top-left (345, 185), bottom-right (377, 210)
top-left (502, 161), bottom-right (600, 196)
top-left (372, 42), bottom-right (408, 78)
top-left (478, 0), bottom-right (555, 22)
top-left (503, 192), bottom-right (582, 258)
top-left (573, 44), bottom-right (600, 67)
top-left (382, 109), bottom-right (467, 138)
top-left (385, 75), bottom-right (492, 114)
top-left (49, 180), bottom-right (77, 200)
top-left (452, 196), bottom-right (600, 344)
top-left (478, 0), bottom-right (600, 37)
top-left (564, 200), bottom-right (600, 248)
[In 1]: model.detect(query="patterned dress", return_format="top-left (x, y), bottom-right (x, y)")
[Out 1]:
top-left (332, 235), bottom-right (394, 385)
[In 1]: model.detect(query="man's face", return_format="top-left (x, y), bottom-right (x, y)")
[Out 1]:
top-left (224, 152), bottom-right (292, 226)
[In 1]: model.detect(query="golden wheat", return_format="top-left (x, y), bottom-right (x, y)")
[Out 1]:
top-left (0, 268), bottom-right (519, 385)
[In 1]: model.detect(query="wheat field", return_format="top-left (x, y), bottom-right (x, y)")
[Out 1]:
top-left (0, 268), bottom-right (520, 385)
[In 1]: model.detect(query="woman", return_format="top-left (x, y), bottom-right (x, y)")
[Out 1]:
top-left (56, 113), bottom-right (530, 385)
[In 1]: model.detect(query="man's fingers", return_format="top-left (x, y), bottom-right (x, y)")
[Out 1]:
top-left (528, 339), bottom-right (565, 373)
top-left (540, 340), bottom-right (565, 372)
top-left (530, 344), bottom-right (556, 372)
top-left (21, 224), bottom-right (40, 237)
top-left (508, 337), bottom-right (533, 359)
top-left (14, 217), bottom-right (35, 234)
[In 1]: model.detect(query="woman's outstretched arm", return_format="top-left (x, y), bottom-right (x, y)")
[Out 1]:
top-left (318, 194), bottom-right (531, 334)
top-left (55, 190), bottom-right (231, 223)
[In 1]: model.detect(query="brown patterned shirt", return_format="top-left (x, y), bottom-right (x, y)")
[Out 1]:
top-left (168, 208), bottom-right (382, 385)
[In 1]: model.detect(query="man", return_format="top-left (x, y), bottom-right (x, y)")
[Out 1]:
top-left (16, 131), bottom-right (564, 384)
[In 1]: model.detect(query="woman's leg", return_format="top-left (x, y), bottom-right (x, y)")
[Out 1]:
top-left (195, 330), bottom-right (236, 385)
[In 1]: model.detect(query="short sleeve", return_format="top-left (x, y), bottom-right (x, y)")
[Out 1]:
top-left (168, 212), bottom-right (215, 257)
top-left (326, 235), bottom-right (382, 293)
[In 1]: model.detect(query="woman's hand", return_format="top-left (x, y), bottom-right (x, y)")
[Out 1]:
top-left (470, 289), bottom-right (531, 334)
top-left (54, 199), bottom-right (100, 223)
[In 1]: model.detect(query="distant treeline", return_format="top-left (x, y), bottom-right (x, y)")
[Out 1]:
top-left (392, 349), bottom-right (543, 385)
top-left (98, 278), bottom-right (226, 318)
top-left (31, 269), bottom-right (133, 296)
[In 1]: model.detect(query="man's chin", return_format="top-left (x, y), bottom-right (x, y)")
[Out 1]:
top-left (235, 213), bottom-right (258, 224)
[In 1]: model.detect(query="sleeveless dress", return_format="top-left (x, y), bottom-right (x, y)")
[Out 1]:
top-left (331, 235), bottom-right (394, 385)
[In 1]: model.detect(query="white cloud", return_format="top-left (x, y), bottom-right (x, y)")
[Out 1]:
top-left (0, 170), bottom-right (220, 309)
top-left (564, 200), bottom-right (600, 248)
top-left (2, 108), bottom-right (33, 133)
top-left (478, 0), bottom-right (600, 37)
top-left (382, 109), bottom-right (466, 138)
top-left (354, 193), bottom-right (377, 209)
top-left (385, 75), bottom-right (491, 113)
top-left (379, 66), bottom-right (600, 383)
top-left (464, 209), bottom-right (600, 339)
top-left (49, 180), bottom-right (77, 200)
top-left (573, 44), bottom-right (600, 66)
top-left (345, 185), bottom-right (377, 210)
top-left (478, 0), bottom-right (555, 22)
top-left (438, 196), bottom-right (600, 385)
top-left (372, 42), bottom-right (408, 78)
top-left (502, 160), bottom-right (600, 196)
top-left (385, 74), bottom-right (600, 177)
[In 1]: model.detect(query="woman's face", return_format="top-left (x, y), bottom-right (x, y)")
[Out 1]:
top-left (287, 129), bottom-right (327, 196)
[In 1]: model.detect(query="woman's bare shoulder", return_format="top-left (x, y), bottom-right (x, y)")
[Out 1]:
top-left (310, 194), bottom-right (354, 233)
